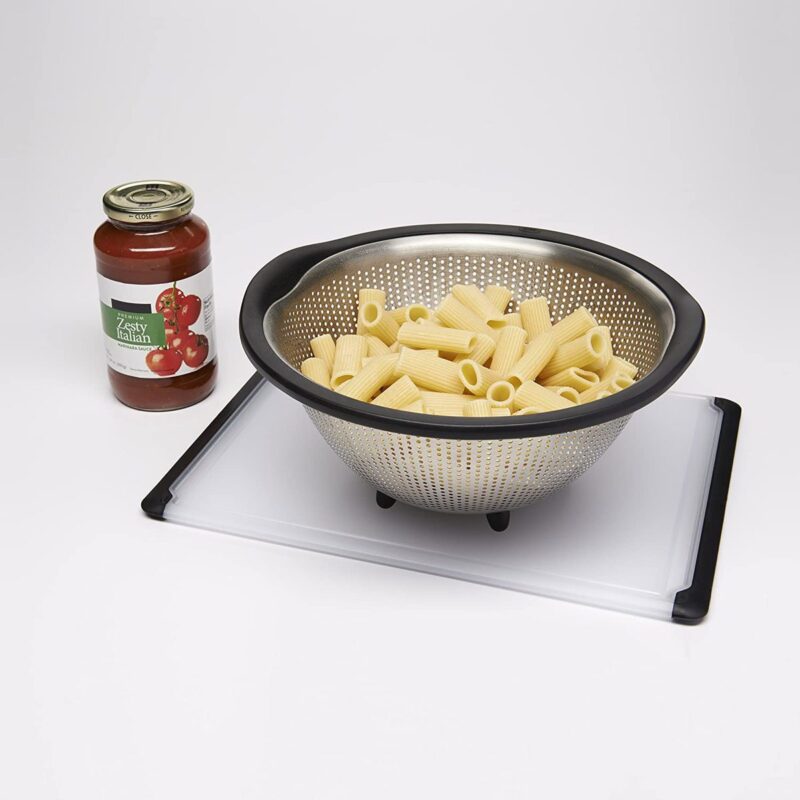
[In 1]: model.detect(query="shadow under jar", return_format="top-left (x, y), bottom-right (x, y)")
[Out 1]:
top-left (94, 180), bottom-right (217, 410)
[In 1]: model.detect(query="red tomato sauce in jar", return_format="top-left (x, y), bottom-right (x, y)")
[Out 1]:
top-left (94, 181), bottom-right (217, 410)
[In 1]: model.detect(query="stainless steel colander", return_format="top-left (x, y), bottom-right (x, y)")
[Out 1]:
top-left (240, 224), bottom-right (704, 523)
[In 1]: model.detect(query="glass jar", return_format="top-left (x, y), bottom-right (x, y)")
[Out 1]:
top-left (94, 180), bottom-right (217, 410)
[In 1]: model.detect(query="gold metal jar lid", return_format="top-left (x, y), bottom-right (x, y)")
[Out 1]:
top-left (102, 180), bottom-right (194, 224)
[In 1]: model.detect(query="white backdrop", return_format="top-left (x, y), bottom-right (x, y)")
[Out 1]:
top-left (2, 1), bottom-right (799, 798)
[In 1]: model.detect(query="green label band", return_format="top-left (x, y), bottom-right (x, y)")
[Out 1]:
top-left (100, 303), bottom-right (166, 347)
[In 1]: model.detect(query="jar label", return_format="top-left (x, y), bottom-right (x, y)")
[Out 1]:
top-left (97, 267), bottom-right (216, 379)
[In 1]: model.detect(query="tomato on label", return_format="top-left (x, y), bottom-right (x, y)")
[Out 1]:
top-left (145, 347), bottom-right (182, 376)
top-left (164, 323), bottom-right (181, 348)
top-left (168, 330), bottom-right (197, 356)
top-left (155, 286), bottom-right (186, 315)
top-left (178, 294), bottom-right (202, 327)
top-left (159, 306), bottom-right (178, 325)
top-left (183, 334), bottom-right (209, 368)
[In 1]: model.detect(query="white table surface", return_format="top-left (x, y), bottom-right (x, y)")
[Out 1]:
top-left (2, 2), bottom-right (798, 798)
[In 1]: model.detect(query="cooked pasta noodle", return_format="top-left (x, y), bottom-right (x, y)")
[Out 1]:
top-left (514, 380), bottom-right (576, 412)
top-left (337, 354), bottom-right (399, 401)
top-left (464, 398), bottom-right (493, 417)
top-left (389, 307), bottom-right (408, 324)
top-left (458, 360), bottom-right (503, 396)
top-left (418, 391), bottom-right (470, 412)
top-left (601, 355), bottom-right (638, 380)
top-left (584, 326), bottom-right (612, 372)
top-left (310, 333), bottom-right (336, 370)
top-left (507, 330), bottom-right (558, 388)
top-left (357, 289), bottom-right (386, 336)
top-left (436, 295), bottom-right (499, 341)
top-left (424, 404), bottom-right (464, 416)
top-left (579, 373), bottom-right (634, 403)
top-left (551, 307), bottom-right (597, 346)
top-left (372, 374), bottom-right (421, 409)
top-left (490, 326), bottom-right (527, 377)
top-left (485, 380), bottom-right (515, 409)
top-left (397, 322), bottom-right (476, 354)
top-left (301, 357), bottom-right (330, 387)
top-left (396, 348), bottom-right (464, 393)
top-left (501, 312), bottom-right (523, 329)
top-left (452, 284), bottom-right (505, 325)
top-left (359, 288), bottom-right (386, 307)
top-left (331, 334), bottom-right (368, 388)
top-left (546, 385), bottom-right (581, 404)
top-left (484, 285), bottom-right (512, 313)
top-left (453, 333), bottom-right (496, 365)
top-left (519, 297), bottom-right (552, 339)
top-left (401, 399), bottom-right (425, 413)
top-left (366, 335), bottom-right (391, 357)
top-left (539, 327), bottom-right (609, 379)
top-left (405, 304), bottom-right (433, 323)
top-left (540, 366), bottom-right (600, 391)
top-left (360, 301), bottom-right (399, 345)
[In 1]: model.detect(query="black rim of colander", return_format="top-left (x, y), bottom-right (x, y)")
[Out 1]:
top-left (240, 224), bottom-right (705, 439)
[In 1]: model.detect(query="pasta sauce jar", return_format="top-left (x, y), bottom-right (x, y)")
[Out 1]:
top-left (94, 180), bottom-right (217, 410)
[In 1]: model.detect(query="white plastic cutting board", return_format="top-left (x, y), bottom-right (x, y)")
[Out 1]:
top-left (146, 378), bottom-right (737, 621)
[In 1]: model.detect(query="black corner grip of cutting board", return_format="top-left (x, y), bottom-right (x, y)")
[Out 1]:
top-left (141, 373), bottom-right (266, 520)
top-left (672, 397), bottom-right (742, 625)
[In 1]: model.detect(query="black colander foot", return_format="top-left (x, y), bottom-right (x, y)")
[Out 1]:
top-left (376, 491), bottom-right (397, 509)
top-left (486, 511), bottom-right (510, 532)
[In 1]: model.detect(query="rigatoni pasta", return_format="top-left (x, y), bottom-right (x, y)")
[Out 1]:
top-left (483, 285), bottom-right (512, 313)
top-left (601, 355), bottom-right (638, 380)
top-left (540, 366), bottom-right (600, 392)
top-left (301, 357), bottom-right (330, 387)
top-left (546, 385), bottom-right (581, 404)
top-left (464, 398), bottom-right (493, 417)
top-left (360, 301), bottom-right (399, 345)
top-left (337, 354), bottom-right (399, 401)
top-left (372, 374), bottom-right (420, 409)
top-left (457, 360), bottom-right (502, 396)
top-left (514, 380), bottom-right (575, 412)
top-left (507, 330), bottom-right (558, 388)
top-left (331, 334), bottom-right (367, 388)
top-left (519, 297), bottom-right (552, 339)
top-left (584, 326), bottom-right (612, 372)
top-left (402, 398), bottom-right (425, 413)
top-left (405, 304), bottom-right (433, 323)
top-left (397, 322), bottom-right (476, 354)
top-left (296, 282), bottom-right (639, 416)
top-left (551, 307), bottom-right (597, 346)
top-left (486, 381), bottom-right (515, 409)
top-left (538, 327), bottom-right (609, 380)
top-left (389, 307), bottom-right (408, 324)
top-left (453, 333), bottom-right (496, 365)
top-left (452, 284), bottom-right (505, 326)
top-left (436, 295), bottom-right (499, 341)
top-left (310, 334), bottom-right (336, 370)
top-left (419, 391), bottom-right (469, 415)
top-left (357, 289), bottom-right (386, 336)
top-left (579, 373), bottom-right (634, 403)
top-left (396, 348), bottom-right (464, 394)
top-left (366, 335), bottom-right (391, 357)
top-left (490, 326), bottom-right (527, 377)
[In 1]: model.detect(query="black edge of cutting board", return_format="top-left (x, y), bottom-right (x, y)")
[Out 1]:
top-left (671, 397), bottom-right (742, 625)
top-left (141, 373), bottom-right (265, 519)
